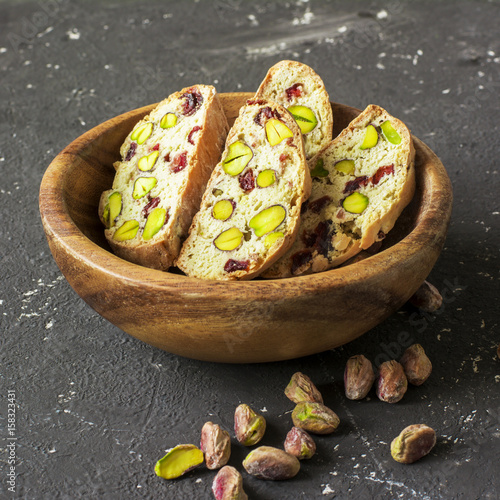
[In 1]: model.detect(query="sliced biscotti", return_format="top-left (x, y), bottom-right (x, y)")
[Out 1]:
top-left (263, 104), bottom-right (415, 278)
top-left (254, 60), bottom-right (333, 159)
top-left (176, 99), bottom-right (311, 280)
top-left (98, 85), bottom-right (229, 270)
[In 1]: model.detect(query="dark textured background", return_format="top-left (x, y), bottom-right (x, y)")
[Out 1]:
top-left (1, 0), bottom-right (499, 498)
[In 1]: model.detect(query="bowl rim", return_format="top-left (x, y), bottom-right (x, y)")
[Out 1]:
top-left (39, 93), bottom-right (453, 299)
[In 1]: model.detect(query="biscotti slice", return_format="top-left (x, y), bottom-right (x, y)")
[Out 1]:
top-left (98, 85), bottom-right (229, 270)
top-left (263, 104), bottom-right (415, 278)
top-left (176, 99), bottom-right (311, 281)
top-left (254, 60), bottom-right (333, 159)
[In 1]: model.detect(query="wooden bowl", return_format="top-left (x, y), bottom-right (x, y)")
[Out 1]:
top-left (39, 93), bottom-right (452, 363)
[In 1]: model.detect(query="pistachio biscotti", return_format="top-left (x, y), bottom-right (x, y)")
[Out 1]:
top-left (254, 60), bottom-right (333, 159)
top-left (98, 85), bottom-right (229, 270)
top-left (176, 99), bottom-right (311, 280)
top-left (263, 104), bottom-right (415, 278)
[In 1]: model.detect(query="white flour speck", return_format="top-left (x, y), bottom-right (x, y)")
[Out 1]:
top-left (322, 484), bottom-right (335, 494)
top-left (376, 10), bottom-right (388, 19)
top-left (66, 28), bottom-right (81, 40)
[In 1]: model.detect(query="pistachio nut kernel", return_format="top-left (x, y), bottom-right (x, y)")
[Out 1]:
top-left (287, 105), bottom-right (318, 134)
top-left (343, 192), bottom-right (369, 214)
top-left (264, 231), bottom-right (284, 248)
top-left (223, 141), bottom-right (253, 176)
top-left (154, 444), bottom-right (204, 480)
top-left (265, 118), bottom-right (293, 146)
top-left (143, 207), bottom-right (167, 241)
top-left (113, 220), bottom-right (139, 241)
top-left (284, 372), bottom-right (323, 404)
top-left (242, 446), bottom-right (300, 481)
top-left (212, 200), bottom-right (235, 221)
top-left (381, 120), bottom-right (401, 145)
top-left (344, 354), bottom-right (376, 400)
top-left (334, 159), bottom-right (355, 175)
top-left (376, 360), bottom-right (408, 403)
top-left (409, 280), bottom-right (443, 312)
top-left (160, 112), bottom-right (177, 129)
top-left (133, 177), bottom-right (157, 199)
top-left (310, 158), bottom-right (329, 178)
top-left (256, 169), bottom-right (277, 188)
top-left (399, 344), bottom-right (432, 386)
top-left (234, 404), bottom-right (266, 446)
top-left (284, 427), bottom-right (316, 460)
top-left (360, 124), bottom-right (378, 150)
top-left (102, 204), bottom-right (110, 227)
top-left (212, 466), bottom-right (248, 500)
top-left (249, 205), bottom-right (286, 238)
top-left (391, 424), bottom-right (436, 464)
top-left (130, 122), bottom-right (153, 145)
top-left (107, 191), bottom-right (122, 227)
top-left (138, 151), bottom-right (160, 171)
top-left (200, 422), bottom-right (231, 470)
top-left (292, 402), bottom-right (340, 435)
top-left (214, 227), bottom-right (244, 251)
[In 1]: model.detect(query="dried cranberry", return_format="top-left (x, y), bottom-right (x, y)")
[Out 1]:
top-left (142, 196), bottom-right (161, 218)
top-left (152, 143), bottom-right (160, 151)
top-left (291, 250), bottom-right (313, 275)
top-left (302, 230), bottom-right (317, 248)
top-left (239, 169), bottom-right (255, 192)
top-left (301, 221), bottom-right (333, 257)
top-left (313, 221), bottom-right (333, 257)
top-left (279, 153), bottom-right (289, 163)
top-left (125, 142), bottom-right (137, 162)
top-left (187, 125), bottom-right (202, 145)
top-left (164, 152), bottom-right (170, 162)
top-left (371, 164), bottom-right (394, 185)
top-left (254, 106), bottom-right (280, 127)
top-left (285, 83), bottom-right (303, 101)
top-left (172, 151), bottom-right (188, 173)
top-left (181, 89), bottom-right (203, 116)
top-left (224, 259), bottom-right (249, 273)
top-left (344, 176), bottom-right (369, 194)
top-left (308, 196), bottom-right (332, 214)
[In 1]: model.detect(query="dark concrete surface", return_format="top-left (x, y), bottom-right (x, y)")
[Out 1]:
top-left (1, 0), bottom-right (499, 498)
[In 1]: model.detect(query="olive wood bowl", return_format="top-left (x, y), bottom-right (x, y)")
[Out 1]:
top-left (39, 93), bottom-right (452, 363)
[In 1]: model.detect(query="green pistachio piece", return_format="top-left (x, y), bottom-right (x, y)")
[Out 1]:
top-left (310, 158), bottom-right (329, 178)
top-left (214, 227), bottom-right (244, 251)
top-left (265, 119), bottom-right (293, 146)
top-left (212, 200), bottom-right (235, 221)
top-left (381, 120), bottom-right (401, 145)
top-left (223, 141), bottom-right (253, 176)
top-left (132, 177), bottom-right (157, 199)
top-left (113, 220), bottom-right (139, 241)
top-left (334, 159), bottom-right (355, 175)
top-left (107, 191), bottom-right (122, 227)
top-left (160, 112), bottom-right (177, 129)
top-left (256, 169), bottom-right (277, 188)
top-left (287, 105), bottom-right (318, 134)
top-left (249, 205), bottom-right (286, 238)
top-left (154, 444), bottom-right (204, 480)
top-left (264, 231), bottom-right (284, 248)
top-left (359, 124), bottom-right (378, 150)
top-left (130, 122), bottom-right (153, 145)
top-left (342, 192), bottom-right (369, 214)
top-left (143, 207), bottom-right (167, 241)
top-left (138, 151), bottom-right (160, 171)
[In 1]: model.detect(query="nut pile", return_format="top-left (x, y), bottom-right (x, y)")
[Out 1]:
top-left (154, 372), bottom-right (341, 497)
top-left (155, 345), bottom-right (437, 495)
